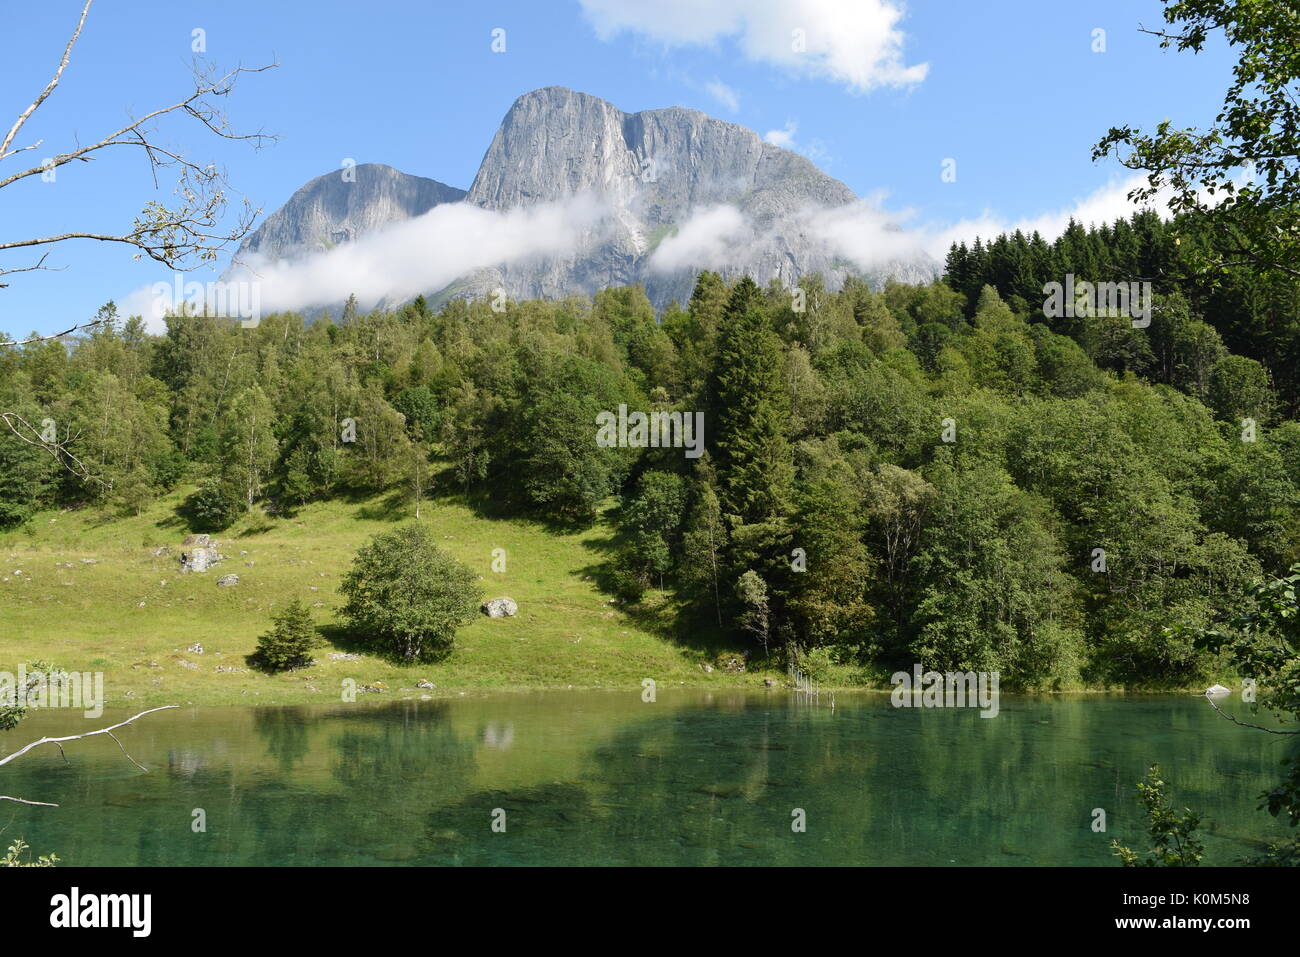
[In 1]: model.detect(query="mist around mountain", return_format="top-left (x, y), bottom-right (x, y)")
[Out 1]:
top-left (223, 86), bottom-right (938, 314)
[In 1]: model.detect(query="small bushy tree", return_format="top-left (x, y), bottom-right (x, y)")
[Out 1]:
top-left (255, 599), bottom-right (322, 671)
top-left (183, 480), bottom-right (245, 532)
top-left (340, 524), bottom-right (482, 661)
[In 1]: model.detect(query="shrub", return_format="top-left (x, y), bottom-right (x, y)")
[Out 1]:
top-left (255, 599), bottom-right (322, 671)
top-left (2, 839), bottom-right (58, 868)
top-left (789, 643), bottom-right (835, 681)
top-left (182, 481), bottom-right (245, 532)
top-left (339, 523), bottom-right (482, 661)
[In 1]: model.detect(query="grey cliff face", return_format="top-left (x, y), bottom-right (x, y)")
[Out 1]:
top-left (235, 89), bottom-right (937, 309)
top-left (458, 86), bottom-right (891, 306)
top-left (234, 163), bottom-right (466, 263)
top-left (468, 87), bottom-right (856, 214)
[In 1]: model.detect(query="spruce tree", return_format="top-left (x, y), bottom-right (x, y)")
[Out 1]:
top-left (707, 277), bottom-right (793, 525)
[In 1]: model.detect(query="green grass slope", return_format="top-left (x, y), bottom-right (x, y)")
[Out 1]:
top-left (0, 490), bottom-right (767, 708)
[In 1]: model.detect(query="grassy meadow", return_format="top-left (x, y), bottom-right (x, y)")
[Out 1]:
top-left (0, 488), bottom-right (779, 709)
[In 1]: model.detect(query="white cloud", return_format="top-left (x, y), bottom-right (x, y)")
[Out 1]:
top-left (125, 195), bottom-right (613, 331)
top-left (647, 205), bottom-right (750, 274)
top-left (921, 174), bottom-right (1162, 258)
top-left (764, 121), bottom-right (798, 149)
top-left (704, 79), bottom-right (740, 112)
top-left (763, 120), bottom-right (833, 166)
top-left (578, 0), bottom-right (928, 93)
top-left (120, 173), bottom-right (1196, 328)
top-left (646, 176), bottom-right (1175, 283)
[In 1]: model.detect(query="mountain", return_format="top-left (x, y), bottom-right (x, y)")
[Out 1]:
top-left (232, 163), bottom-right (466, 264)
top-left (229, 89), bottom-right (937, 310)
top-left (460, 86), bottom-right (900, 305)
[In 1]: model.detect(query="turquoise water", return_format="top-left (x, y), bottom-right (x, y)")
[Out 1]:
top-left (1, 691), bottom-right (1292, 865)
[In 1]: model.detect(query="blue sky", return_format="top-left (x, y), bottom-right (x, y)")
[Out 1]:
top-left (2, 0), bottom-right (1233, 337)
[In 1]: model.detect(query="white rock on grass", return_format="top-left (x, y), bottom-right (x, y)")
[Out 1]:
top-left (481, 597), bottom-right (518, 618)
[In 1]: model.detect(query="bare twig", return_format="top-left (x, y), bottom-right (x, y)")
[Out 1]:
top-left (0, 0), bottom-right (92, 162)
top-left (1205, 693), bottom-right (1300, 734)
top-left (0, 252), bottom-right (61, 290)
top-left (0, 0), bottom-right (277, 286)
top-left (0, 315), bottom-right (107, 347)
top-left (0, 410), bottom-right (108, 488)
top-left (0, 796), bottom-right (59, 807)
top-left (0, 705), bottom-right (178, 807)
top-left (0, 705), bottom-right (178, 770)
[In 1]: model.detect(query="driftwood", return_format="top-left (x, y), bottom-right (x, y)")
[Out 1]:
top-left (0, 705), bottom-right (178, 807)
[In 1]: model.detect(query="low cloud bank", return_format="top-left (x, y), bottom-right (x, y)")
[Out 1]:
top-left (122, 174), bottom-right (1179, 328)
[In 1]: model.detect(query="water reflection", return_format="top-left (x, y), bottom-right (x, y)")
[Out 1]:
top-left (0, 692), bottom-right (1289, 866)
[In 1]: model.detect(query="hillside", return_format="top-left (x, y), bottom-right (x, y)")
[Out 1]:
top-left (0, 489), bottom-right (761, 709)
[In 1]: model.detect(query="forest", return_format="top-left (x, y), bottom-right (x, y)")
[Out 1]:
top-left (3, 207), bottom-right (1298, 690)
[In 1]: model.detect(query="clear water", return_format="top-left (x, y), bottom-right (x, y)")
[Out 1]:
top-left (2, 691), bottom-right (1292, 865)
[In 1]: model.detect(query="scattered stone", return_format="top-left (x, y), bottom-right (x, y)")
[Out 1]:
top-left (701, 663), bottom-right (714, 673)
top-left (416, 679), bottom-right (436, 689)
top-left (328, 652), bottom-right (362, 661)
top-left (214, 665), bottom-right (247, 674)
top-left (187, 642), bottom-right (204, 655)
top-left (481, 597), bottom-right (518, 618)
top-left (80, 558), bottom-right (96, 564)
top-left (152, 546), bottom-right (170, 557)
top-left (764, 678), bottom-right (777, 687)
top-left (361, 681), bottom-right (389, 694)
top-left (245, 561), bottom-right (255, 567)
top-left (716, 653), bottom-right (746, 674)
top-left (216, 574), bottom-right (239, 587)
top-left (177, 659), bottom-right (198, 670)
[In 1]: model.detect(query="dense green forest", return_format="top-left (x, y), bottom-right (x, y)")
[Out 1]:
top-left (3, 212), bottom-right (1298, 691)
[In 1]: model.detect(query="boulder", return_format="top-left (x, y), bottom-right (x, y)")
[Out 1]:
top-left (180, 534), bottom-right (222, 574)
top-left (481, 597), bottom-right (518, 618)
top-left (1205, 684), bottom-right (1232, 696)
top-left (216, 574), bottom-right (239, 587)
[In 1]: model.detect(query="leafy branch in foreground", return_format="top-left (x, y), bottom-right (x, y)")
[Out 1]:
top-left (1, 839), bottom-right (58, 868)
top-left (1174, 563), bottom-right (1300, 864)
top-left (1093, 0), bottom-right (1300, 281)
top-left (1112, 764), bottom-right (1205, 866)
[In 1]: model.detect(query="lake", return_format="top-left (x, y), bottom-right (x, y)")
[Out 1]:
top-left (2, 690), bottom-right (1292, 865)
